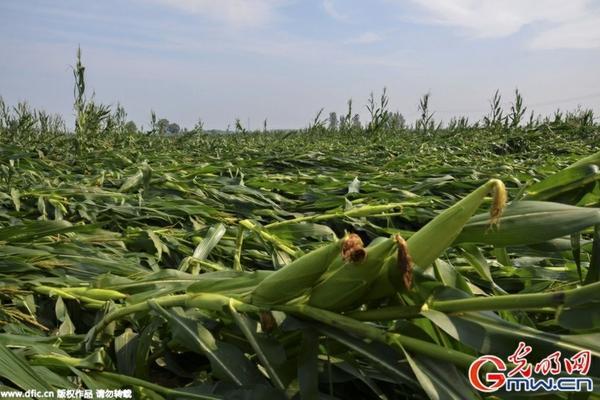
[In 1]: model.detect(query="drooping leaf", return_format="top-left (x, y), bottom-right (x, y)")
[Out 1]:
top-left (149, 302), bottom-right (262, 386)
top-left (0, 343), bottom-right (53, 392)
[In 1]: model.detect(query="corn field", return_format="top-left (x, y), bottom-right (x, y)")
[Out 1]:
top-left (0, 55), bottom-right (600, 400)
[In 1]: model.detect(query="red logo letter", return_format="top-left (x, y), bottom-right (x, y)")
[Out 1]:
top-left (469, 355), bottom-right (507, 392)
top-left (507, 341), bottom-right (532, 378)
top-left (564, 351), bottom-right (591, 375)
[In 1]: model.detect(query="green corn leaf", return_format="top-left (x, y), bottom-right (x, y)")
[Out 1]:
top-left (585, 224), bottom-right (600, 284)
top-left (191, 223), bottom-right (226, 260)
top-left (400, 348), bottom-right (480, 400)
top-left (525, 163), bottom-right (599, 201)
top-left (0, 343), bottom-right (53, 392)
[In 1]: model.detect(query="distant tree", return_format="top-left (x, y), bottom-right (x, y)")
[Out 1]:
top-left (167, 122), bottom-right (180, 135)
top-left (351, 114), bottom-right (362, 129)
top-left (339, 115), bottom-right (347, 131)
top-left (157, 118), bottom-right (169, 135)
top-left (387, 111), bottom-right (405, 131)
top-left (124, 120), bottom-right (137, 133)
top-left (328, 112), bottom-right (338, 131)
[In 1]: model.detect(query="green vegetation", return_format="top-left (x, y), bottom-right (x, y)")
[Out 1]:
top-left (0, 51), bottom-right (599, 399)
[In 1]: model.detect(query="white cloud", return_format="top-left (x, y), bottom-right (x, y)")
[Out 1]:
top-left (407, 0), bottom-right (600, 49)
top-left (530, 15), bottom-right (600, 49)
top-left (323, 0), bottom-right (348, 21)
top-left (152, 0), bottom-right (283, 28)
top-left (348, 32), bottom-right (383, 44)
top-left (409, 0), bottom-right (590, 37)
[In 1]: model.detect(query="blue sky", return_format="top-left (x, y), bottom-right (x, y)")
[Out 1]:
top-left (1, 0), bottom-right (600, 130)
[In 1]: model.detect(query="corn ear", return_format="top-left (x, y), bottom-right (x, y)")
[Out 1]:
top-left (361, 235), bottom-right (414, 302)
top-left (455, 200), bottom-right (600, 246)
top-left (256, 179), bottom-right (507, 308)
top-left (407, 179), bottom-right (506, 270)
top-left (34, 285), bottom-right (78, 300)
top-left (33, 286), bottom-right (110, 308)
top-left (307, 235), bottom-right (396, 311)
top-left (361, 254), bottom-right (398, 301)
top-left (64, 287), bottom-right (128, 301)
top-left (344, 203), bottom-right (404, 217)
top-left (251, 238), bottom-right (342, 305)
top-left (309, 175), bottom-right (506, 308)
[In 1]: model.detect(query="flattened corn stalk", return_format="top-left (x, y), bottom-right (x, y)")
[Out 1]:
top-left (347, 280), bottom-right (600, 321)
top-left (274, 303), bottom-right (477, 369)
top-left (85, 291), bottom-right (477, 370)
top-left (85, 281), bottom-right (599, 369)
top-left (264, 202), bottom-right (407, 228)
top-left (85, 293), bottom-right (259, 348)
top-left (33, 285), bottom-right (127, 309)
top-left (239, 219), bottom-right (298, 256)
